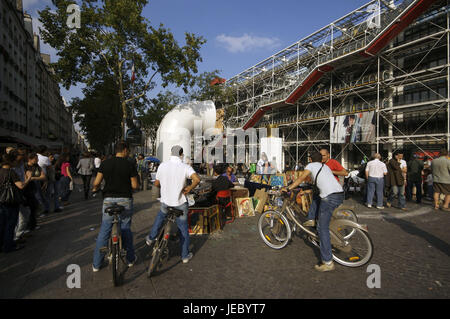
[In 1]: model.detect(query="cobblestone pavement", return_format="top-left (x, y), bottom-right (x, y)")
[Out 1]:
top-left (0, 181), bottom-right (449, 299)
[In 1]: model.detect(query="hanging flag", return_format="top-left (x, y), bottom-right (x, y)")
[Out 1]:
top-left (131, 61), bottom-right (136, 83)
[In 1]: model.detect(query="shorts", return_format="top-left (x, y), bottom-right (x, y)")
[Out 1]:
top-left (433, 182), bottom-right (450, 195)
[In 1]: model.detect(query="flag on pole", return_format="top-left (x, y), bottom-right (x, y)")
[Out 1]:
top-left (131, 61), bottom-right (136, 83)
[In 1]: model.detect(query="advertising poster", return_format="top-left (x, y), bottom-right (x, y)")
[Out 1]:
top-left (331, 111), bottom-right (376, 143)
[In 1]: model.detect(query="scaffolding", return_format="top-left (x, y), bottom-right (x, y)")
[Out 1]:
top-left (224, 0), bottom-right (449, 169)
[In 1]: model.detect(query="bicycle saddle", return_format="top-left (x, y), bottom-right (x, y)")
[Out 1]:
top-left (167, 207), bottom-right (184, 217)
top-left (105, 203), bottom-right (126, 216)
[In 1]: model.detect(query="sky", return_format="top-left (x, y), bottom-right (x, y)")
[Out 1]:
top-left (22, 0), bottom-right (371, 104)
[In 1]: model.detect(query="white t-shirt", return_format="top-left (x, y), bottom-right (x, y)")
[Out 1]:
top-left (400, 159), bottom-right (407, 170)
top-left (37, 153), bottom-right (51, 175)
top-left (305, 162), bottom-right (343, 198)
top-left (156, 156), bottom-right (196, 207)
top-left (365, 159), bottom-right (387, 178)
top-left (94, 157), bottom-right (101, 169)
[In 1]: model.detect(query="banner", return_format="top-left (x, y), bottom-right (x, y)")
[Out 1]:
top-left (330, 111), bottom-right (376, 144)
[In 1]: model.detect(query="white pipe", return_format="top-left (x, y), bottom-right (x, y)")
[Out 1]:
top-left (156, 100), bottom-right (216, 163)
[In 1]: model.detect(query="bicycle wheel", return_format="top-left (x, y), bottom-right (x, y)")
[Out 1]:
top-left (258, 210), bottom-right (291, 250)
top-left (111, 243), bottom-right (120, 286)
top-left (147, 239), bottom-right (168, 278)
top-left (332, 206), bottom-right (358, 223)
top-left (331, 226), bottom-right (374, 267)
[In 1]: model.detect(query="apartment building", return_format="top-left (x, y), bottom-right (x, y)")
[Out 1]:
top-left (0, 0), bottom-right (74, 150)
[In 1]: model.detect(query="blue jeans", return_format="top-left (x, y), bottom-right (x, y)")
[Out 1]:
top-left (59, 176), bottom-right (71, 202)
top-left (388, 184), bottom-right (406, 208)
top-left (93, 198), bottom-right (135, 268)
top-left (148, 202), bottom-right (190, 259)
top-left (0, 204), bottom-right (20, 252)
top-left (34, 181), bottom-right (50, 212)
top-left (307, 192), bottom-right (344, 263)
top-left (366, 177), bottom-right (384, 207)
top-left (47, 180), bottom-right (61, 211)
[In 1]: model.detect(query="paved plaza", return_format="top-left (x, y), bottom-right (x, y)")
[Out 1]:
top-left (0, 179), bottom-right (449, 299)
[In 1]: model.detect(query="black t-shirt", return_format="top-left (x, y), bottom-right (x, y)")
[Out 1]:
top-left (99, 156), bottom-right (138, 198)
top-left (211, 175), bottom-right (234, 194)
top-left (23, 164), bottom-right (42, 195)
top-left (0, 168), bottom-right (20, 185)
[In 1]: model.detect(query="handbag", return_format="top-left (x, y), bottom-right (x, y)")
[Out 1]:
top-left (0, 169), bottom-right (25, 205)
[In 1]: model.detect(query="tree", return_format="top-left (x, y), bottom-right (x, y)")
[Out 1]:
top-left (39, 0), bottom-right (206, 139)
top-left (71, 78), bottom-right (122, 152)
top-left (188, 71), bottom-right (237, 126)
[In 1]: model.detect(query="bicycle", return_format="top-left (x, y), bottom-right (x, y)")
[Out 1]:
top-left (277, 183), bottom-right (358, 224)
top-left (98, 202), bottom-right (128, 287)
top-left (147, 206), bottom-right (184, 278)
top-left (258, 186), bottom-right (373, 267)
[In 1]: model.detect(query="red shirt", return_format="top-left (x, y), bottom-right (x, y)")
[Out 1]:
top-left (325, 159), bottom-right (344, 182)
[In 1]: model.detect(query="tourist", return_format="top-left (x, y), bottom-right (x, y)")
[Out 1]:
top-left (430, 148), bottom-right (450, 211)
top-left (365, 153), bottom-right (387, 209)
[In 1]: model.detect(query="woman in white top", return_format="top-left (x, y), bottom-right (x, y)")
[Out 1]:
top-left (77, 152), bottom-right (94, 200)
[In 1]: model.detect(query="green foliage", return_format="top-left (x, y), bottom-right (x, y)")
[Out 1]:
top-left (71, 78), bottom-right (122, 151)
top-left (188, 71), bottom-right (232, 107)
top-left (39, 0), bottom-right (206, 139)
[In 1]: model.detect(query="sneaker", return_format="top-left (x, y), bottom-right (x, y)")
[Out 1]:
top-left (182, 252), bottom-right (194, 264)
top-left (376, 206), bottom-right (384, 209)
top-left (145, 235), bottom-right (153, 246)
top-left (401, 207), bottom-right (408, 211)
top-left (92, 260), bottom-right (108, 272)
top-left (303, 220), bottom-right (316, 227)
top-left (127, 255), bottom-right (138, 267)
top-left (314, 261), bottom-right (335, 272)
top-left (366, 204), bottom-right (372, 208)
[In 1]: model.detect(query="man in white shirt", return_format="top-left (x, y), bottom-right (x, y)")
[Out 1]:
top-left (284, 152), bottom-right (344, 272)
top-left (145, 145), bottom-right (200, 263)
top-left (365, 153), bottom-right (388, 209)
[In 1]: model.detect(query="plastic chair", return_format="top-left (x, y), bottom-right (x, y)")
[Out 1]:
top-left (216, 190), bottom-right (234, 225)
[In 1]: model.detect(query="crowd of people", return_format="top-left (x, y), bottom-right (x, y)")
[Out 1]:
top-left (362, 149), bottom-right (450, 211)
top-left (0, 145), bottom-right (105, 253)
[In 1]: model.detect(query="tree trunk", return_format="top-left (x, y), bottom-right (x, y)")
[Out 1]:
top-left (117, 60), bottom-right (126, 140)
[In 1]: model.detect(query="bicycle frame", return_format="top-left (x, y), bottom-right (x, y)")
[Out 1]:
top-left (277, 194), bottom-right (369, 249)
top-left (111, 216), bottom-right (123, 251)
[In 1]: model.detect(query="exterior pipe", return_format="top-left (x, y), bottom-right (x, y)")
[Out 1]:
top-left (156, 100), bottom-right (217, 163)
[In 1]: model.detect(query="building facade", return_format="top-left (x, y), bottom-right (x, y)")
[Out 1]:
top-left (224, 0), bottom-right (449, 170)
top-left (0, 0), bottom-right (74, 150)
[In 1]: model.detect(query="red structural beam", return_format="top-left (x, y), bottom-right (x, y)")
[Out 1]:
top-left (285, 65), bottom-right (334, 104)
top-left (242, 105), bottom-right (272, 130)
top-left (362, 0), bottom-right (438, 56)
top-left (241, 0), bottom-right (438, 130)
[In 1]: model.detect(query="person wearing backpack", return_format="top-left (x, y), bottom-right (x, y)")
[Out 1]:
top-left (0, 152), bottom-right (32, 252)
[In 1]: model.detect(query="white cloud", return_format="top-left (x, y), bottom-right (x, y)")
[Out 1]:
top-left (216, 33), bottom-right (281, 53)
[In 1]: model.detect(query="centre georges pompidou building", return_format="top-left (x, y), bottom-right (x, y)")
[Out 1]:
top-left (223, 0), bottom-right (450, 169)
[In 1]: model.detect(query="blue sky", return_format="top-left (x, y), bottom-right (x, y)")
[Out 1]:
top-left (23, 0), bottom-right (370, 103)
